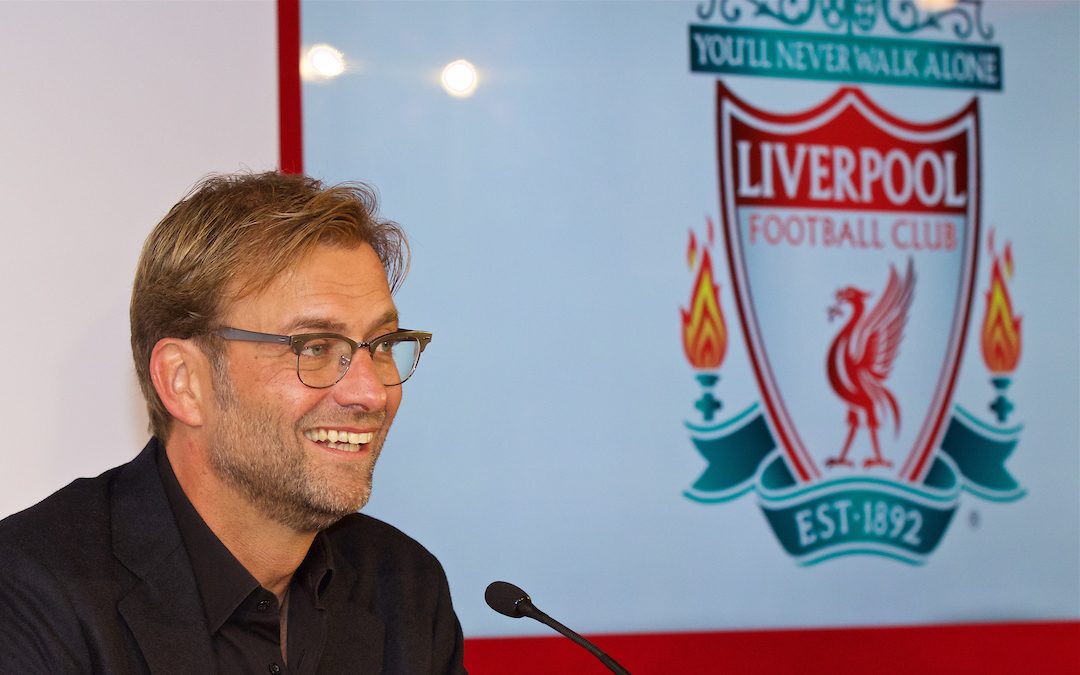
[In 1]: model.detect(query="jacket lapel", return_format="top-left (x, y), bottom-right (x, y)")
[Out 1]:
top-left (111, 442), bottom-right (216, 675)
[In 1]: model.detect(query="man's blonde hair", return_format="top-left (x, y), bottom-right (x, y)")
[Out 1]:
top-left (130, 171), bottom-right (408, 439)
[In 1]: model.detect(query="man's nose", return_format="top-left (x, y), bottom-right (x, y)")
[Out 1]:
top-left (331, 352), bottom-right (388, 410)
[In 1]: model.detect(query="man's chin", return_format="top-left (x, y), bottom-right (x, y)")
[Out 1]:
top-left (292, 486), bottom-right (373, 532)
top-left (280, 503), bottom-right (357, 533)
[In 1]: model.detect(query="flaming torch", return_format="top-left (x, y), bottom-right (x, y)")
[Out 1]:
top-left (979, 231), bottom-right (1022, 423)
top-left (681, 218), bottom-right (728, 422)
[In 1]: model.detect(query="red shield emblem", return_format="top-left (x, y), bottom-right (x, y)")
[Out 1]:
top-left (717, 82), bottom-right (980, 487)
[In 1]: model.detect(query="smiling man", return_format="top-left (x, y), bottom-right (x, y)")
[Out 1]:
top-left (0, 172), bottom-right (466, 674)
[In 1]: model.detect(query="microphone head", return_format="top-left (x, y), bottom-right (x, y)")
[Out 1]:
top-left (485, 580), bottom-right (531, 618)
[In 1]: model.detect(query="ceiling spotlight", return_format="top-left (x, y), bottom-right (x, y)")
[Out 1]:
top-left (303, 43), bottom-right (346, 81)
top-left (441, 59), bottom-right (479, 98)
top-left (914, 0), bottom-right (958, 9)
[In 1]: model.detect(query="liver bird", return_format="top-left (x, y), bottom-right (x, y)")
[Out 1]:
top-left (825, 259), bottom-right (916, 469)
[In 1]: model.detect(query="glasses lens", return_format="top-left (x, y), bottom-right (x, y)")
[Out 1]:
top-left (372, 336), bottom-right (420, 386)
top-left (294, 334), bottom-right (422, 387)
top-left (296, 336), bottom-right (354, 388)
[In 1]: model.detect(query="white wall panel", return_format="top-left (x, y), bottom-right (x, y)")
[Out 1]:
top-left (0, 1), bottom-right (278, 517)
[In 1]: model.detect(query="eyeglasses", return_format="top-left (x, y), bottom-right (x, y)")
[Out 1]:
top-left (214, 327), bottom-right (432, 388)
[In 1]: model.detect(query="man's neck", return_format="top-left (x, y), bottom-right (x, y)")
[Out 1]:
top-left (165, 438), bottom-right (315, 601)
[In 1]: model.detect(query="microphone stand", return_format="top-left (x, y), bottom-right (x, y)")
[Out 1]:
top-left (515, 597), bottom-right (631, 675)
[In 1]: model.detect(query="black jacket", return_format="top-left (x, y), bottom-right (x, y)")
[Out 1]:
top-left (0, 440), bottom-right (466, 674)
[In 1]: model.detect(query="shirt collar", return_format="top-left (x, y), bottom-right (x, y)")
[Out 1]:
top-left (297, 526), bottom-right (335, 611)
top-left (155, 441), bottom-right (335, 631)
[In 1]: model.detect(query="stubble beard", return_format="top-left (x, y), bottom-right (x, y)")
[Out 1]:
top-left (207, 369), bottom-right (387, 533)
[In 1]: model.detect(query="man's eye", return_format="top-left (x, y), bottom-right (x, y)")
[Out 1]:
top-left (375, 336), bottom-right (401, 358)
top-left (374, 339), bottom-right (396, 354)
top-left (300, 341), bottom-right (331, 358)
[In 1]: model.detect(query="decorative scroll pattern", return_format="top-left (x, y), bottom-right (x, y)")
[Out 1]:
top-left (696, 0), bottom-right (994, 41)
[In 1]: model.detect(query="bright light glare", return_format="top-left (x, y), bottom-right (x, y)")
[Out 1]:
top-left (302, 44), bottom-right (346, 81)
top-left (914, 0), bottom-right (958, 10)
top-left (440, 59), bottom-right (478, 98)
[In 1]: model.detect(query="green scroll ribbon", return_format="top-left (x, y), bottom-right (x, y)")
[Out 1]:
top-left (939, 406), bottom-right (1026, 502)
top-left (685, 405), bottom-right (1024, 564)
top-left (683, 404), bottom-right (775, 502)
top-left (756, 451), bottom-right (961, 565)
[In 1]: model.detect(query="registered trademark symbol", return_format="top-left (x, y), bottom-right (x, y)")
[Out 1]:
top-left (969, 510), bottom-right (981, 529)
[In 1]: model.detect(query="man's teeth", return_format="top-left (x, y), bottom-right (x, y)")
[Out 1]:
top-left (303, 429), bottom-right (375, 449)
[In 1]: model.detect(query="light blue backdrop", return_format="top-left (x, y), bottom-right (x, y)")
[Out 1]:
top-left (302, 1), bottom-right (1079, 637)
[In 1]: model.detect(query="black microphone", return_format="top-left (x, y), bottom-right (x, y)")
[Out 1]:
top-left (484, 581), bottom-right (631, 675)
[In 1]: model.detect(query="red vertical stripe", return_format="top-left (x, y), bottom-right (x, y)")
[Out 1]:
top-left (277, 0), bottom-right (303, 174)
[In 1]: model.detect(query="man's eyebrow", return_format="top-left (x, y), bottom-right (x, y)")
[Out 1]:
top-left (372, 309), bottom-right (400, 330)
top-left (283, 316), bottom-right (349, 333)
top-left (283, 309), bottom-right (399, 335)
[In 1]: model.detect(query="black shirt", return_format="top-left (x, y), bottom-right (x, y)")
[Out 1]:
top-left (0, 440), bottom-right (467, 673)
top-left (157, 449), bottom-right (334, 674)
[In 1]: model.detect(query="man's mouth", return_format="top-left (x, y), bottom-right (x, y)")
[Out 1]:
top-left (303, 428), bottom-right (376, 453)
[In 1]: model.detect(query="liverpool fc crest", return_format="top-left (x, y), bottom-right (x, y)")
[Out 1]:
top-left (682, 84), bottom-right (1024, 565)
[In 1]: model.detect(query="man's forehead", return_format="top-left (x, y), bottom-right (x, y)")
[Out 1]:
top-left (221, 244), bottom-right (396, 332)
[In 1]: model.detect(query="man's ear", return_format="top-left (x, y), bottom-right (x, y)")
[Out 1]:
top-left (149, 338), bottom-right (212, 429)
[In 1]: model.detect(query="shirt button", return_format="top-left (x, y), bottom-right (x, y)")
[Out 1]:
top-left (257, 599), bottom-right (272, 612)
top-left (269, 664), bottom-right (281, 675)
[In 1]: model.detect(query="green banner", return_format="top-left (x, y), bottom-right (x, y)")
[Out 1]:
top-left (940, 407), bottom-right (1026, 502)
top-left (684, 404), bottom-right (774, 502)
top-left (685, 406), bottom-right (1024, 564)
top-left (757, 451), bottom-right (960, 565)
top-left (689, 25), bottom-right (1002, 91)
